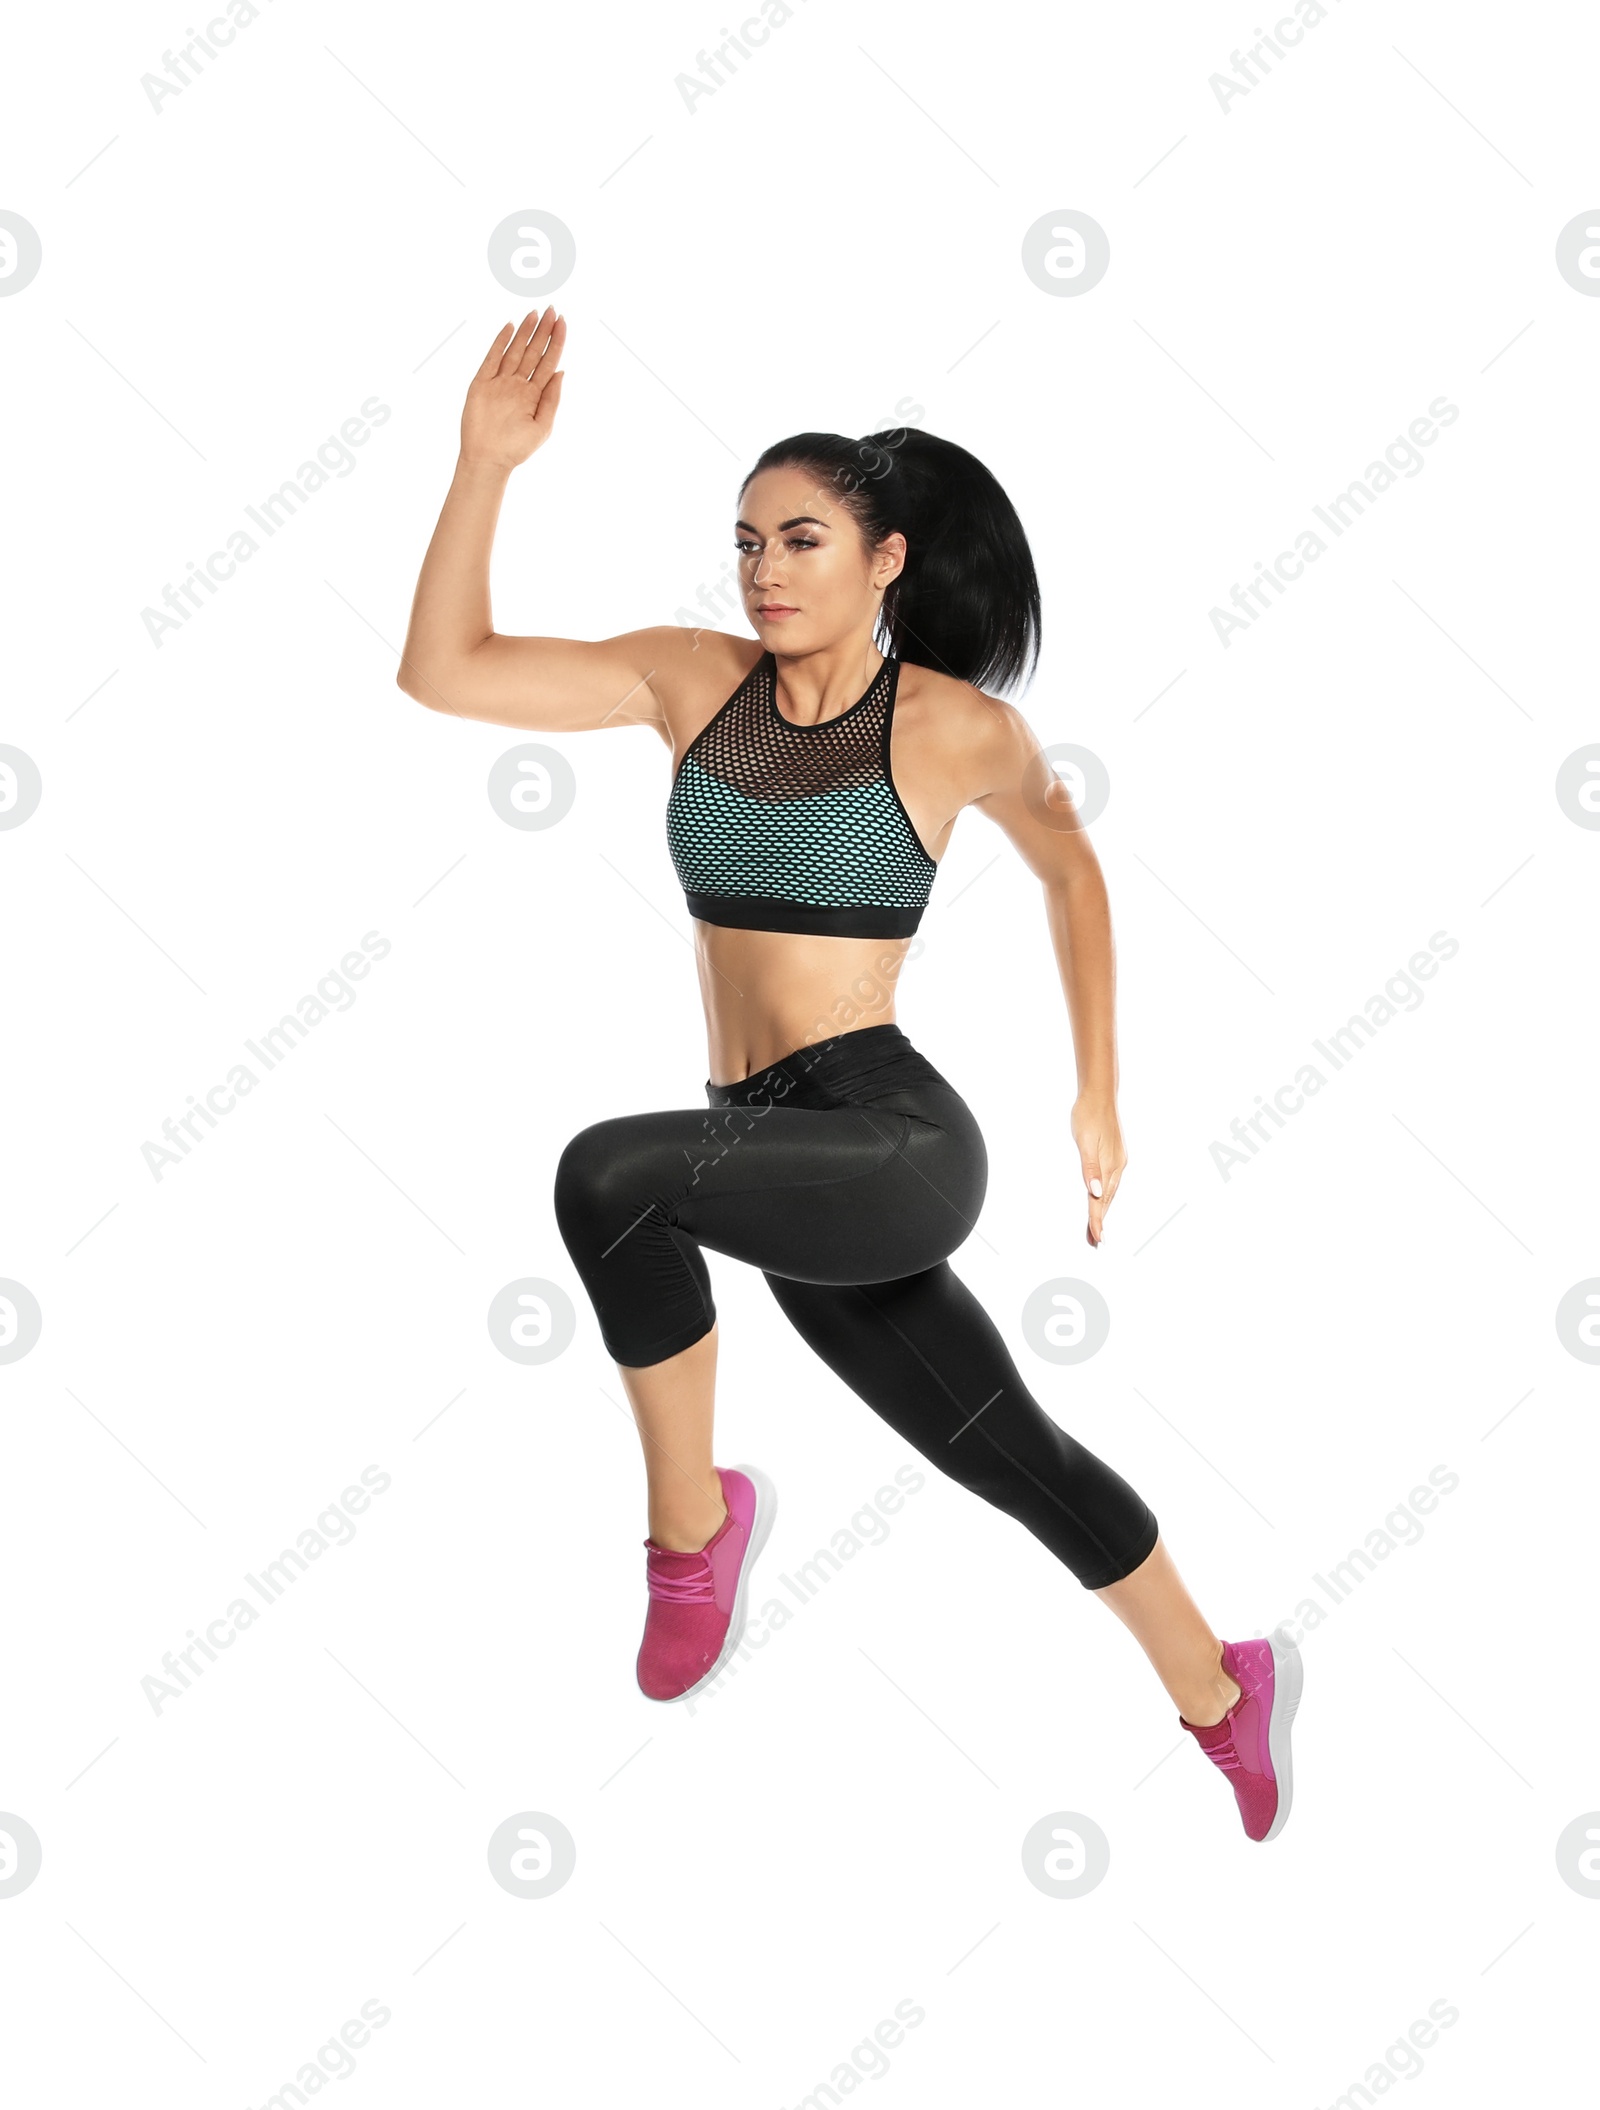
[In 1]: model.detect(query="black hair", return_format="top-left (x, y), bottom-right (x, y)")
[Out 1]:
top-left (738, 425), bottom-right (1041, 695)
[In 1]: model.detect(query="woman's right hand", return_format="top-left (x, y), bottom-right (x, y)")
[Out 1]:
top-left (459, 307), bottom-right (567, 471)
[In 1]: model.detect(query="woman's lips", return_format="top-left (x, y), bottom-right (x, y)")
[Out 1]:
top-left (756, 604), bottom-right (797, 617)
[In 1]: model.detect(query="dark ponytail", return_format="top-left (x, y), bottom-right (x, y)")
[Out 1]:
top-left (739, 426), bottom-right (1041, 695)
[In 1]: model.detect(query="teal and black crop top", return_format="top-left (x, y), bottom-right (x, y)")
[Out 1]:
top-left (665, 649), bottom-right (938, 938)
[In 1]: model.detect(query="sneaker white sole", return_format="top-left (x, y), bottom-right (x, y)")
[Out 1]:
top-left (1260, 1626), bottom-right (1304, 1842)
top-left (662, 1462), bottom-right (778, 1706)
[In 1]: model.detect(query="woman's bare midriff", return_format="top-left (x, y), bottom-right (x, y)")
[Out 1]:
top-left (695, 923), bottom-right (915, 1085)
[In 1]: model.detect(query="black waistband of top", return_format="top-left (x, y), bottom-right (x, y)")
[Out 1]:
top-left (685, 891), bottom-right (924, 939)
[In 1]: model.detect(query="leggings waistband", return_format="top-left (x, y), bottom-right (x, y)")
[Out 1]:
top-left (707, 1023), bottom-right (945, 1110)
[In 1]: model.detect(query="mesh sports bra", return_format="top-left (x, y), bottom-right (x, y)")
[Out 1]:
top-left (665, 649), bottom-right (938, 938)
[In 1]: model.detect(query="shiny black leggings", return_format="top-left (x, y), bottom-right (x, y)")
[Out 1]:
top-left (552, 1024), bottom-right (1158, 1588)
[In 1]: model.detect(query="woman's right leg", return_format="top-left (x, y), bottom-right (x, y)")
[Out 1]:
top-left (552, 1093), bottom-right (958, 1551)
top-left (553, 1090), bottom-right (965, 1702)
top-left (616, 1322), bottom-right (727, 1552)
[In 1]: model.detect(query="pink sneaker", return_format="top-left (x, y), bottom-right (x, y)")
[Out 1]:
top-left (1180, 1632), bottom-right (1303, 1842)
top-left (636, 1465), bottom-right (777, 1703)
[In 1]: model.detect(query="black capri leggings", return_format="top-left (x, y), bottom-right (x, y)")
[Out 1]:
top-left (552, 1023), bottom-right (1158, 1589)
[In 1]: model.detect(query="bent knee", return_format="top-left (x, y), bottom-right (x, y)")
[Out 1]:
top-left (553, 1120), bottom-right (621, 1216)
top-left (553, 1116), bottom-right (663, 1233)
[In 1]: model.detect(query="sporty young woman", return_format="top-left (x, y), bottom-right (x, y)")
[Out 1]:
top-left (396, 307), bottom-right (1303, 1843)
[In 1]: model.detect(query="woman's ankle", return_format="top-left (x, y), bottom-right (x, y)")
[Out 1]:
top-left (1177, 1665), bottom-right (1242, 1728)
top-left (648, 1470), bottom-right (726, 1552)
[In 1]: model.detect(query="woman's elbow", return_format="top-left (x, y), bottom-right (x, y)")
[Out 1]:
top-left (397, 657), bottom-right (450, 709)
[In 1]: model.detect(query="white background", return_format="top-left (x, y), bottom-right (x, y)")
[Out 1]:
top-left (3, 0), bottom-right (1596, 2102)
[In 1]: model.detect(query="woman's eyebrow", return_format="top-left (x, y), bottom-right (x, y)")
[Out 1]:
top-left (734, 515), bottom-right (832, 534)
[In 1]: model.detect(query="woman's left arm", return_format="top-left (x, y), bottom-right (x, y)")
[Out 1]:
top-left (966, 699), bottom-right (1124, 1247)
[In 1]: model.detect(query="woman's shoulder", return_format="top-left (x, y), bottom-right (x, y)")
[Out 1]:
top-left (631, 625), bottom-right (761, 693)
top-left (635, 628), bottom-right (766, 757)
top-left (628, 626), bottom-right (763, 731)
top-left (894, 660), bottom-right (1043, 810)
top-left (895, 659), bottom-right (1023, 754)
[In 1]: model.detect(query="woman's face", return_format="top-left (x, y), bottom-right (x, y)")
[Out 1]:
top-left (734, 464), bottom-right (905, 653)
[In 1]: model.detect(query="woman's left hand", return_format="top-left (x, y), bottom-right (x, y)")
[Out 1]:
top-left (1071, 1093), bottom-right (1126, 1247)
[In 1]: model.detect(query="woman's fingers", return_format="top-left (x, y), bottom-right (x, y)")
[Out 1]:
top-left (498, 310), bottom-right (537, 376)
top-left (476, 321), bottom-right (516, 378)
top-left (1081, 1149), bottom-right (1104, 1246)
top-left (1080, 1141), bottom-right (1127, 1247)
top-left (497, 306), bottom-right (550, 378)
top-left (528, 312), bottom-right (567, 385)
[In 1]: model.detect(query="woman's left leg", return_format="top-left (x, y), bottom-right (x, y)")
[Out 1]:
top-left (763, 1261), bottom-right (1158, 1589)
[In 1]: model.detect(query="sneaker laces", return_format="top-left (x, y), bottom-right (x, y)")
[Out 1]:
top-left (645, 1546), bottom-right (716, 1604)
top-left (1187, 1692), bottom-right (1247, 1773)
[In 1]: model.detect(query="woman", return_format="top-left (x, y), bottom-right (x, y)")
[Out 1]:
top-left (397, 306), bottom-right (1302, 1843)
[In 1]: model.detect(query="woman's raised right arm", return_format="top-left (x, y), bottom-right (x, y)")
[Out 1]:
top-left (396, 307), bottom-right (672, 736)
